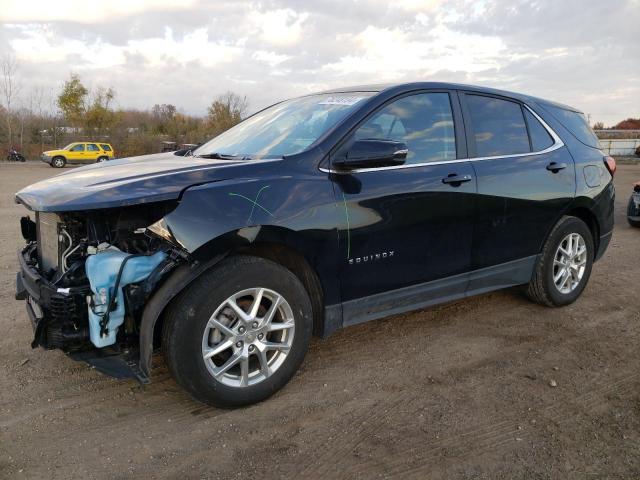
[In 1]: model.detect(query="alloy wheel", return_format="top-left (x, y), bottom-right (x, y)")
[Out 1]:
top-left (201, 287), bottom-right (295, 388)
top-left (553, 233), bottom-right (587, 294)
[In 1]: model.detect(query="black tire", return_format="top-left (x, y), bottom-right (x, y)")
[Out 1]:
top-left (526, 216), bottom-right (594, 307)
top-left (627, 196), bottom-right (640, 228)
top-left (163, 255), bottom-right (313, 407)
top-left (97, 156), bottom-right (108, 163)
top-left (52, 156), bottom-right (66, 168)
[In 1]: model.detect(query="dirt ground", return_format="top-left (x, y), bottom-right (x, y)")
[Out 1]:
top-left (1, 162), bottom-right (639, 480)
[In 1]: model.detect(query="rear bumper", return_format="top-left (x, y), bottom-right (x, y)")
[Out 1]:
top-left (594, 230), bottom-right (612, 262)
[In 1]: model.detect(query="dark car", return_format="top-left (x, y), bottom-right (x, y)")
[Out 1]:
top-left (628, 182), bottom-right (640, 227)
top-left (15, 82), bottom-right (615, 407)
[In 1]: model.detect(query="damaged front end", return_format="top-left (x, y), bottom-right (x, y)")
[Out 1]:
top-left (15, 202), bottom-right (187, 382)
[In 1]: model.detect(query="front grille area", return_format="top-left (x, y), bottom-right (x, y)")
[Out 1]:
top-left (49, 294), bottom-right (77, 322)
top-left (36, 212), bottom-right (61, 273)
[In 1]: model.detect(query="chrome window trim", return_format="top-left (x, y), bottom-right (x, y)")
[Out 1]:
top-left (320, 104), bottom-right (564, 174)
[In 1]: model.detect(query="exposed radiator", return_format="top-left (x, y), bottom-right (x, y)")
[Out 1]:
top-left (36, 212), bottom-right (61, 273)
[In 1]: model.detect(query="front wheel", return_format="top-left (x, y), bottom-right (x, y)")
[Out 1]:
top-left (527, 216), bottom-right (594, 307)
top-left (163, 255), bottom-right (313, 407)
top-left (52, 156), bottom-right (66, 168)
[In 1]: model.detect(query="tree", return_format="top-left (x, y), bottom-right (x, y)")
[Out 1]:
top-left (151, 104), bottom-right (177, 134)
top-left (85, 87), bottom-right (117, 134)
top-left (207, 92), bottom-right (247, 135)
top-left (57, 74), bottom-right (88, 129)
top-left (1, 54), bottom-right (20, 148)
top-left (592, 121), bottom-right (604, 130)
top-left (614, 118), bottom-right (640, 130)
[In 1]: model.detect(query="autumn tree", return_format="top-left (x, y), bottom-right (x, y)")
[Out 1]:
top-left (85, 87), bottom-right (117, 134)
top-left (207, 92), bottom-right (247, 135)
top-left (151, 103), bottom-right (177, 134)
top-left (614, 118), bottom-right (640, 130)
top-left (57, 74), bottom-right (88, 129)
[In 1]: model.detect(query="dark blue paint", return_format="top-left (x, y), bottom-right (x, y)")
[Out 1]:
top-left (15, 82), bottom-right (615, 333)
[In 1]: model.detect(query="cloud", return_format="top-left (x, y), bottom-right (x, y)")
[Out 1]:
top-left (0, 0), bottom-right (198, 23)
top-left (248, 8), bottom-right (309, 47)
top-left (0, 0), bottom-right (637, 125)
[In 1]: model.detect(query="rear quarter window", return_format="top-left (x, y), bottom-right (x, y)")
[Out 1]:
top-left (543, 104), bottom-right (599, 148)
top-left (524, 109), bottom-right (554, 151)
top-left (100, 144), bottom-right (112, 151)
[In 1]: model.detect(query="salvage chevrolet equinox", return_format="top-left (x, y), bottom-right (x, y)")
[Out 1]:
top-left (15, 83), bottom-right (615, 407)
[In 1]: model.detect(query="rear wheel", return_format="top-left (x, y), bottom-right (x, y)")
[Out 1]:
top-left (527, 216), bottom-right (594, 307)
top-left (52, 156), bottom-right (66, 168)
top-left (163, 255), bottom-right (313, 407)
top-left (97, 156), bottom-right (108, 163)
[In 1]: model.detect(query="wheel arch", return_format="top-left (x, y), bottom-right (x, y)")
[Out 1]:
top-left (538, 198), bottom-right (601, 258)
top-left (564, 204), bottom-right (600, 257)
top-left (139, 225), bottom-right (329, 378)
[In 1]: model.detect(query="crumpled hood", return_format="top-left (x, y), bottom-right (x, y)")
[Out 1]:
top-left (16, 152), bottom-right (264, 212)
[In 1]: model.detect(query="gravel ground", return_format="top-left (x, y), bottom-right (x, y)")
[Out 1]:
top-left (1, 162), bottom-right (639, 479)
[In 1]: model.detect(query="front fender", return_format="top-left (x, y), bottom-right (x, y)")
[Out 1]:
top-left (162, 175), bottom-right (340, 301)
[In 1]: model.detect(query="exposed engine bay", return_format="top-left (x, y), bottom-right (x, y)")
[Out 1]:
top-left (18, 201), bottom-right (187, 361)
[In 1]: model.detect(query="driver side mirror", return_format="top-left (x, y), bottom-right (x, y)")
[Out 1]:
top-left (333, 139), bottom-right (408, 170)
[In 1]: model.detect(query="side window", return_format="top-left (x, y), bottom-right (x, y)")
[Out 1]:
top-left (524, 109), bottom-right (554, 151)
top-left (70, 144), bottom-right (85, 152)
top-left (466, 95), bottom-right (530, 157)
top-left (100, 144), bottom-right (112, 151)
top-left (87, 143), bottom-right (100, 152)
top-left (351, 92), bottom-right (456, 164)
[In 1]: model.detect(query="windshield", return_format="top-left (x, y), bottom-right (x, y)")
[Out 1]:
top-left (194, 92), bottom-right (375, 158)
top-left (62, 143), bottom-right (75, 150)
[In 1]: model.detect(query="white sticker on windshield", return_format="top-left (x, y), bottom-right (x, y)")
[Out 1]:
top-left (318, 96), bottom-right (365, 106)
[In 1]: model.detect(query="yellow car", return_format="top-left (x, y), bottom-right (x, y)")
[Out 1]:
top-left (41, 142), bottom-right (115, 168)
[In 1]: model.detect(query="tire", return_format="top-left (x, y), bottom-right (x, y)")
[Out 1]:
top-left (97, 156), bottom-right (108, 163)
top-left (627, 196), bottom-right (640, 228)
top-left (52, 156), bottom-right (66, 168)
top-left (526, 216), bottom-right (594, 307)
top-left (163, 255), bottom-right (313, 407)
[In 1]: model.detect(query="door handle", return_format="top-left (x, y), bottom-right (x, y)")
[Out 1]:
top-left (442, 174), bottom-right (472, 185)
top-left (546, 162), bottom-right (567, 173)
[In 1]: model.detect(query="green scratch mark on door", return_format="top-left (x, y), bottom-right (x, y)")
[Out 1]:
top-left (342, 192), bottom-right (351, 261)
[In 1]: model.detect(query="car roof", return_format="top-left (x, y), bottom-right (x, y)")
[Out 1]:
top-left (317, 82), bottom-right (581, 113)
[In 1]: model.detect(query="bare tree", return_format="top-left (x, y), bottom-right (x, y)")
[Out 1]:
top-left (1, 54), bottom-right (20, 149)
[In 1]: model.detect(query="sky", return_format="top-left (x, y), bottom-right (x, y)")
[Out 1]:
top-left (1, 0), bottom-right (638, 126)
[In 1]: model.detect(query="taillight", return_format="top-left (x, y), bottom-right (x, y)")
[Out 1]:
top-left (603, 156), bottom-right (616, 177)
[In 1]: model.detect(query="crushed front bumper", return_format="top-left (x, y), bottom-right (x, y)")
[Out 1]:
top-left (15, 245), bottom-right (149, 383)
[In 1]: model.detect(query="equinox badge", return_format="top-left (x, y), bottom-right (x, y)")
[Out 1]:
top-left (349, 251), bottom-right (395, 265)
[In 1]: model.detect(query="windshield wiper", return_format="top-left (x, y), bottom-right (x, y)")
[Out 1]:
top-left (194, 152), bottom-right (246, 160)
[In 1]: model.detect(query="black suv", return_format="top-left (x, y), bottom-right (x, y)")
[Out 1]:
top-left (15, 83), bottom-right (615, 407)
